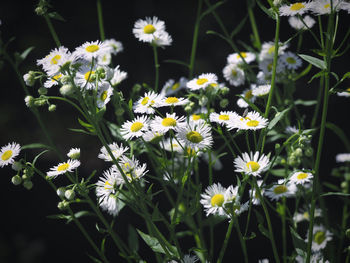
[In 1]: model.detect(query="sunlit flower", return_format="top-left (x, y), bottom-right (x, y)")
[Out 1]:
top-left (288, 15), bottom-right (316, 30)
top-left (98, 142), bottom-right (129, 162)
top-left (249, 180), bottom-right (265, 205)
top-left (225, 185), bottom-right (249, 216)
top-left (310, 0), bottom-right (343, 15)
top-left (293, 206), bottom-right (322, 223)
top-left (151, 31), bottom-right (173, 47)
top-left (96, 82), bottom-right (113, 108)
top-left (289, 171), bottom-right (313, 185)
top-left (335, 153), bottom-right (350, 163)
top-left (0, 142), bottom-right (21, 168)
top-left (37, 46), bottom-right (71, 75)
top-left (209, 111), bottom-right (239, 127)
top-left (227, 51), bottom-right (256, 65)
top-left (222, 63), bottom-right (245, 87)
top-left (337, 88), bottom-right (350, 97)
top-left (306, 225), bottom-right (333, 252)
top-left (176, 121), bottom-right (213, 151)
top-left (74, 40), bottom-right (110, 61)
top-left (67, 148), bottom-right (80, 159)
top-left (159, 96), bottom-right (189, 107)
top-left (115, 156), bottom-right (148, 184)
top-left (279, 51), bottom-right (302, 70)
top-left (259, 58), bottom-right (285, 76)
top-left (110, 65), bottom-right (128, 86)
top-left (200, 183), bottom-right (229, 216)
top-left (265, 179), bottom-right (296, 201)
top-left (151, 113), bottom-right (186, 134)
top-left (238, 111), bottom-right (269, 130)
top-left (252, 84), bottom-right (271, 97)
top-left (134, 91), bottom-right (163, 114)
top-left (186, 73), bottom-right (218, 91)
top-left (161, 137), bottom-right (183, 152)
top-left (234, 152), bottom-right (270, 177)
top-left (133, 16), bottom-right (168, 44)
top-left (142, 130), bottom-right (164, 143)
top-left (74, 64), bottom-right (98, 90)
top-left (279, 2), bottom-right (312, 16)
top-left (47, 159), bottom-right (80, 178)
top-left (120, 115), bottom-right (150, 140)
top-left (44, 73), bottom-right (64, 88)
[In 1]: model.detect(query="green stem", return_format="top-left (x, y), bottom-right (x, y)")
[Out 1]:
top-left (152, 45), bottom-right (159, 92)
top-left (189, 0), bottom-right (203, 79)
top-left (44, 14), bottom-right (61, 47)
top-left (311, 76), bottom-right (324, 128)
top-left (234, 217), bottom-right (249, 263)
top-left (247, 2), bottom-right (261, 50)
top-left (217, 218), bottom-right (234, 263)
top-left (96, 0), bottom-right (106, 41)
top-left (282, 197), bottom-right (287, 263)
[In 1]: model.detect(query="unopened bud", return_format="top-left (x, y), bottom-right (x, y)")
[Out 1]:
top-left (11, 175), bottom-right (22, 186)
top-left (57, 200), bottom-right (69, 210)
top-left (12, 161), bottom-right (22, 171)
top-left (65, 189), bottom-right (75, 200)
top-left (56, 187), bottom-right (66, 197)
top-left (23, 180), bottom-right (33, 190)
top-left (219, 99), bottom-right (229, 108)
top-left (38, 87), bottom-right (48, 95)
top-left (25, 95), bottom-right (35, 108)
top-left (48, 104), bottom-right (57, 112)
top-left (23, 71), bottom-right (36, 87)
top-left (60, 84), bottom-right (74, 96)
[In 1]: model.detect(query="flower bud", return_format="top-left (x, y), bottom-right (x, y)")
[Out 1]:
top-left (25, 95), bottom-right (35, 108)
top-left (219, 99), bottom-right (229, 108)
top-left (346, 229), bottom-right (350, 239)
top-left (12, 161), bottom-right (22, 171)
top-left (60, 84), bottom-right (74, 96)
top-left (38, 87), bottom-right (48, 95)
top-left (23, 71), bottom-right (36, 87)
top-left (199, 96), bottom-right (208, 106)
top-left (11, 175), bottom-right (22, 186)
top-left (65, 189), bottom-right (75, 200)
top-left (23, 180), bottom-right (33, 190)
top-left (60, 75), bottom-right (71, 85)
top-left (34, 98), bottom-right (47, 107)
top-left (57, 200), bottom-right (69, 210)
top-left (35, 6), bottom-right (47, 16)
top-left (48, 104), bottom-right (57, 112)
top-left (56, 187), bottom-right (66, 197)
top-left (294, 148), bottom-right (303, 157)
top-left (305, 147), bottom-right (313, 157)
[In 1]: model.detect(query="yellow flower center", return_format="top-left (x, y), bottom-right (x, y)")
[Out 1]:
top-left (303, 211), bottom-right (310, 220)
top-left (286, 57), bottom-right (296, 64)
top-left (104, 180), bottom-right (113, 190)
top-left (297, 172), bottom-right (308, 180)
top-left (211, 194), bottom-right (225, 207)
top-left (1, 150), bottom-right (13, 161)
top-left (100, 91), bottom-right (108, 101)
top-left (161, 117), bottom-right (177, 127)
top-left (346, 88), bottom-right (350, 93)
top-left (237, 52), bottom-right (247, 59)
top-left (196, 78), bottom-right (208, 85)
top-left (324, 3), bottom-right (330, 9)
top-left (57, 163), bottom-right (69, 172)
top-left (268, 46), bottom-right (275, 55)
top-left (51, 73), bottom-right (62, 82)
top-left (141, 97), bottom-right (149, 105)
top-left (231, 70), bottom-right (238, 77)
top-left (273, 185), bottom-right (288, 195)
top-left (290, 3), bottom-right (305, 11)
top-left (219, 114), bottom-right (229, 121)
top-left (130, 122), bottom-right (144, 132)
top-left (84, 70), bottom-right (95, 82)
top-left (314, 231), bottom-right (326, 245)
top-left (186, 131), bottom-right (203, 143)
top-left (143, 24), bottom-right (156, 34)
top-left (246, 120), bottom-right (259, 127)
top-left (186, 147), bottom-right (196, 157)
top-left (165, 97), bottom-right (179, 104)
top-left (85, 44), bottom-right (100, 53)
top-left (192, 114), bottom-right (201, 121)
top-left (246, 161), bottom-right (260, 172)
top-left (245, 90), bottom-right (253, 99)
top-left (50, 54), bottom-right (61, 65)
top-left (172, 82), bottom-right (180, 90)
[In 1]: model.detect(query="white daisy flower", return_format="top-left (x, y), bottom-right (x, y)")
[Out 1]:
top-left (115, 156), bottom-right (148, 184)
top-left (293, 206), bottom-right (322, 223)
top-left (189, 113), bottom-right (205, 123)
top-left (98, 142), bottom-right (129, 162)
top-left (97, 52), bottom-right (112, 66)
top-left (279, 51), bottom-right (302, 70)
top-left (43, 73), bottom-right (64, 88)
top-left (306, 225), bottom-right (333, 252)
top-left (259, 58), bottom-right (285, 76)
top-left (279, 2), bottom-right (312, 16)
top-left (258, 259), bottom-right (269, 263)
top-left (161, 138), bottom-right (183, 152)
top-left (96, 82), bottom-right (113, 108)
top-left (238, 111), bottom-right (269, 130)
top-left (227, 51), bottom-right (256, 65)
top-left (74, 64), bottom-right (98, 90)
top-left (73, 40), bottom-right (110, 61)
top-left (252, 84), bottom-right (271, 97)
top-left (37, 46), bottom-right (71, 75)
top-left (150, 113), bottom-right (186, 134)
top-left (341, 2), bottom-right (350, 13)
top-left (234, 152), bottom-right (270, 177)
top-left (265, 180), bottom-right (296, 201)
top-left (225, 185), bottom-right (249, 216)
top-left (47, 159), bottom-right (80, 178)
top-left (310, 0), bottom-right (343, 15)
top-left (67, 148), bottom-right (80, 159)
top-left (186, 73), bottom-right (218, 91)
top-left (335, 153), bottom-right (350, 163)
top-left (222, 63), bottom-right (245, 87)
top-left (134, 91), bottom-right (163, 114)
top-left (176, 121), bottom-right (213, 151)
top-left (296, 252), bottom-right (329, 263)
top-left (142, 130), bottom-right (164, 142)
top-left (0, 142), bottom-right (21, 168)
top-left (160, 77), bottom-right (188, 97)
top-left (96, 167), bottom-right (119, 200)
top-left (200, 183), bottom-right (229, 217)
top-left (99, 194), bottom-right (121, 216)
top-left (209, 111), bottom-right (240, 127)
top-left (288, 15), bottom-right (316, 30)
top-left (285, 125), bottom-right (299, 134)
top-left (110, 65), bottom-right (128, 86)
top-left (237, 88), bottom-right (256, 108)
top-left (103, 38), bottom-right (123, 55)
top-left (260, 41), bottom-right (288, 60)
top-left (168, 254), bottom-right (199, 263)
top-left (337, 88), bottom-right (350, 97)
top-left (120, 115), bottom-right (150, 140)
top-left (159, 96), bottom-right (189, 107)
top-left (249, 180), bottom-right (265, 205)
top-left (289, 171), bottom-right (313, 185)
top-left (151, 31), bottom-right (173, 47)
top-left (133, 16), bottom-right (167, 43)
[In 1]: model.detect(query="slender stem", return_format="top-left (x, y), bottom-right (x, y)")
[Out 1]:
top-left (306, 11), bottom-right (335, 263)
top-left (311, 76), bottom-right (324, 128)
top-left (247, 2), bottom-right (261, 50)
top-left (44, 14), bottom-right (61, 47)
top-left (254, 178), bottom-right (280, 263)
top-left (234, 217), bottom-right (249, 263)
top-left (189, 0), bottom-right (203, 78)
top-left (282, 197), bottom-right (287, 263)
top-left (217, 218), bottom-right (234, 263)
top-left (96, 0), bottom-right (106, 41)
top-left (152, 45), bottom-right (159, 92)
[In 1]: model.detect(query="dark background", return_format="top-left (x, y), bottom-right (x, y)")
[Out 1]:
top-left (1, 0), bottom-right (350, 262)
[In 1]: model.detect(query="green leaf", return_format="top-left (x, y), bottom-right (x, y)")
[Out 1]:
top-left (289, 227), bottom-right (307, 251)
top-left (47, 214), bottom-right (71, 221)
top-left (128, 225), bottom-right (139, 253)
top-left (137, 229), bottom-right (177, 255)
top-left (308, 70), bottom-right (326, 84)
top-left (243, 232), bottom-right (256, 240)
top-left (22, 143), bottom-right (53, 150)
top-left (200, 1), bottom-right (226, 20)
top-left (128, 99), bottom-right (133, 112)
top-left (20, 46), bottom-right (35, 61)
top-left (258, 223), bottom-right (269, 238)
top-left (341, 72), bottom-right (350, 82)
top-left (163, 59), bottom-right (189, 68)
top-left (68, 128), bottom-right (95, 135)
top-left (267, 107), bottom-right (291, 130)
top-left (256, 0), bottom-right (276, 20)
top-left (323, 182), bottom-right (340, 192)
top-left (230, 15), bottom-right (248, 38)
top-left (32, 150), bottom-right (49, 166)
top-left (48, 11), bottom-right (66, 22)
top-left (326, 122), bottom-right (350, 151)
top-left (320, 192), bottom-right (350, 198)
top-left (298, 54), bottom-right (326, 70)
top-left (292, 64), bottom-right (312, 81)
top-left (294, 99), bottom-right (317, 106)
top-left (270, 168), bottom-right (288, 177)
top-left (86, 254), bottom-right (103, 263)
top-left (206, 30), bottom-right (230, 43)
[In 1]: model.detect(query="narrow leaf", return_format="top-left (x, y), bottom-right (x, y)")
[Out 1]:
top-left (298, 54), bottom-right (326, 70)
top-left (294, 99), bottom-right (317, 106)
top-left (137, 229), bottom-right (169, 254)
top-left (22, 143), bottom-right (53, 150)
top-left (163, 59), bottom-right (189, 68)
top-left (290, 227), bottom-right (307, 251)
top-left (267, 107), bottom-right (291, 130)
top-left (201, 1), bottom-right (226, 19)
top-left (320, 192), bottom-right (350, 198)
top-left (326, 122), bottom-right (350, 151)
